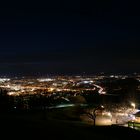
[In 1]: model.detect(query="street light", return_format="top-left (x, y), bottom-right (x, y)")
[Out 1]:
top-left (101, 105), bottom-right (104, 109)
top-left (131, 102), bottom-right (135, 109)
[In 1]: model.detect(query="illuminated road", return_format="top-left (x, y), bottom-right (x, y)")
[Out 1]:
top-left (93, 84), bottom-right (106, 94)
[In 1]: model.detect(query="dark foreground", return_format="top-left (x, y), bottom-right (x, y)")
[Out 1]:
top-left (0, 111), bottom-right (140, 140)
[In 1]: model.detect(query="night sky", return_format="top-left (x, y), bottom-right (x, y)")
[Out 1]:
top-left (0, 1), bottom-right (140, 76)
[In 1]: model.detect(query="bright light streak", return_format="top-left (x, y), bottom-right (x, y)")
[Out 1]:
top-left (37, 78), bottom-right (54, 82)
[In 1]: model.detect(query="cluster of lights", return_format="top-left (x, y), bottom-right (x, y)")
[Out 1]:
top-left (0, 78), bottom-right (10, 82)
top-left (7, 92), bottom-right (16, 96)
top-left (37, 78), bottom-right (54, 82)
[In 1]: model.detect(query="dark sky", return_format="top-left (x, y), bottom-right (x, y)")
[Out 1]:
top-left (0, 1), bottom-right (140, 76)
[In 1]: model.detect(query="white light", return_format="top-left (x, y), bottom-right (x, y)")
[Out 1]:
top-left (37, 78), bottom-right (54, 82)
top-left (101, 105), bottom-right (104, 108)
top-left (7, 92), bottom-right (16, 96)
top-left (48, 88), bottom-right (54, 92)
top-left (131, 103), bottom-right (135, 109)
top-left (0, 78), bottom-right (10, 82)
top-left (107, 112), bottom-right (112, 116)
top-left (7, 85), bottom-right (10, 88)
